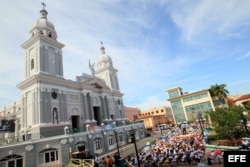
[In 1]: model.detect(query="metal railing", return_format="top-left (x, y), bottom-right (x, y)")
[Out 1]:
top-left (68, 158), bottom-right (94, 167)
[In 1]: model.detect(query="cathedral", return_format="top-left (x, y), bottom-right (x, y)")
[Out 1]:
top-left (0, 4), bottom-right (145, 167)
top-left (2, 4), bottom-right (125, 137)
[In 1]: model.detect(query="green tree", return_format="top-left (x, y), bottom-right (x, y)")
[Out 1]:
top-left (210, 84), bottom-right (229, 106)
top-left (210, 83), bottom-right (229, 99)
top-left (208, 107), bottom-right (246, 140)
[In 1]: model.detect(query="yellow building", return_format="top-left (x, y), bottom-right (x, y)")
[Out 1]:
top-left (138, 107), bottom-right (174, 131)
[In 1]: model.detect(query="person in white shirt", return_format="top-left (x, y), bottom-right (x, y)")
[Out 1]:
top-left (218, 149), bottom-right (224, 164)
top-left (207, 150), bottom-right (215, 165)
top-left (241, 138), bottom-right (249, 150)
top-left (94, 154), bottom-right (101, 167)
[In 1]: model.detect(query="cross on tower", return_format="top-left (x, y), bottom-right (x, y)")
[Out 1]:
top-left (41, 2), bottom-right (46, 9)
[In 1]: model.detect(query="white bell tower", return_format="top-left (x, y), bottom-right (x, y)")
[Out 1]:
top-left (21, 5), bottom-right (65, 78)
top-left (95, 42), bottom-right (120, 91)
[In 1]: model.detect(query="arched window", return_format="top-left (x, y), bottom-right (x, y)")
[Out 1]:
top-left (108, 135), bottom-right (114, 146)
top-left (31, 59), bottom-right (34, 70)
top-left (38, 148), bottom-right (58, 166)
top-left (94, 137), bottom-right (103, 151)
top-left (0, 154), bottom-right (23, 167)
top-left (48, 32), bottom-right (52, 38)
top-left (118, 132), bottom-right (123, 142)
top-left (52, 108), bottom-right (58, 124)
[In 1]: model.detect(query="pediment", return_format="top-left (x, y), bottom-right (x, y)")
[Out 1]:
top-left (85, 78), bottom-right (109, 89)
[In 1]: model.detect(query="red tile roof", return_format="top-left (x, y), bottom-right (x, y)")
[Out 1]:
top-left (234, 94), bottom-right (250, 102)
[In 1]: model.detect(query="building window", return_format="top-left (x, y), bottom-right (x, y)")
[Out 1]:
top-left (48, 32), bottom-right (52, 38)
top-left (108, 135), bottom-right (114, 146)
top-left (168, 90), bottom-right (179, 98)
top-left (95, 138), bottom-right (103, 151)
top-left (0, 155), bottom-right (23, 167)
top-left (40, 30), bottom-right (43, 34)
top-left (31, 59), bottom-right (34, 70)
top-left (38, 148), bottom-right (58, 166)
top-left (118, 133), bottom-right (123, 142)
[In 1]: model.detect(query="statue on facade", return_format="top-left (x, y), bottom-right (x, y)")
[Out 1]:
top-left (89, 60), bottom-right (95, 76)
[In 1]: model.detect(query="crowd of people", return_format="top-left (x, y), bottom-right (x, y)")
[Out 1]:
top-left (126, 127), bottom-right (207, 167)
top-left (92, 124), bottom-right (250, 167)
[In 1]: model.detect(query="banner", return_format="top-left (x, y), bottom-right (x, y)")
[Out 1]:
top-left (89, 123), bottom-right (114, 132)
top-left (0, 119), bottom-right (15, 133)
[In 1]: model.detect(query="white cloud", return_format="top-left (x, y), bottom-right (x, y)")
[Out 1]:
top-left (134, 96), bottom-right (171, 111)
top-left (1, 0), bottom-right (250, 111)
top-left (168, 0), bottom-right (250, 42)
top-left (237, 51), bottom-right (250, 61)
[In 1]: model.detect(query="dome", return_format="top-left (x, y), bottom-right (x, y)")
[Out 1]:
top-left (97, 53), bottom-right (113, 68)
top-left (98, 54), bottom-right (112, 64)
top-left (97, 43), bottom-right (113, 69)
top-left (29, 8), bottom-right (57, 40)
top-left (32, 18), bottom-right (55, 30)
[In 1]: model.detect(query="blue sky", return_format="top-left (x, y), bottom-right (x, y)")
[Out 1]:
top-left (0, 0), bottom-right (250, 111)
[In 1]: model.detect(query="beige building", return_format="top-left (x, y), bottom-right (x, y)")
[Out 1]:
top-left (138, 107), bottom-right (174, 131)
top-left (167, 86), bottom-right (220, 124)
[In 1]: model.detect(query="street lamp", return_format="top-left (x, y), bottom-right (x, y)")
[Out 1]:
top-left (114, 130), bottom-right (120, 158)
top-left (129, 130), bottom-right (141, 167)
top-left (113, 122), bottom-right (120, 158)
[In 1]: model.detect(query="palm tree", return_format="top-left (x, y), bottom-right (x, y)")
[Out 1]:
top-left (210, 84), bottom-right (229, 107)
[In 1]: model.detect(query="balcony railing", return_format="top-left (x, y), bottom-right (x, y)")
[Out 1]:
top-left (0, 121), bottom-right (144, 146)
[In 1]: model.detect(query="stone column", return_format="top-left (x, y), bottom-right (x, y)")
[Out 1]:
top-left (100, 96), bottom-right (107, 120)
top-left (83, 93), bottom-right (90, 121)
top-left (105, 96), bottom-right (110, 119)
top-left (88, 94), bottom-right (94, 121)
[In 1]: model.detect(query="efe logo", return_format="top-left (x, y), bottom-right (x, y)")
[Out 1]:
top-left (224, 151), bottom-right (250, 167)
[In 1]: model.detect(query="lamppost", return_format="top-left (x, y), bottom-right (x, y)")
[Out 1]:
top-left (129, 130), bottom-right (141, 167)
top-left (113, 122), bottom-right (120, 158)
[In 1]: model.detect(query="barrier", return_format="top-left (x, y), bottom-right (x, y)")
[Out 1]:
top-left (205, 144), bottom-right (239, 151)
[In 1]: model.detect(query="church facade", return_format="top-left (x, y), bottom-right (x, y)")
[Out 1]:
top-left (0, 5), bottom-right (145, 167)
